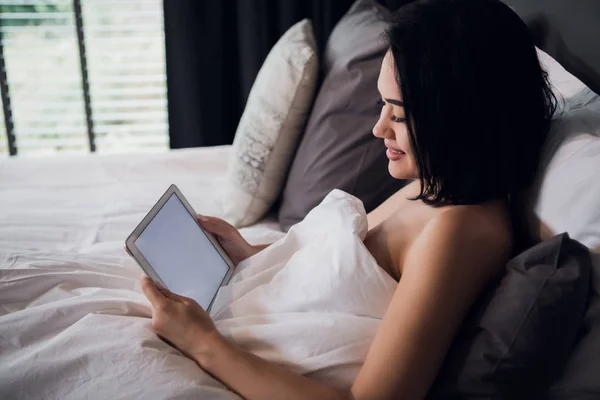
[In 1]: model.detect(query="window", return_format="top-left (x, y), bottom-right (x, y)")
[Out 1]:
top-left (0, 0), bottom-right (169, 156)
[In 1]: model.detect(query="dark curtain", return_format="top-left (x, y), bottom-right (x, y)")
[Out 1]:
top-left (164, 0), bottom-right (410, 149)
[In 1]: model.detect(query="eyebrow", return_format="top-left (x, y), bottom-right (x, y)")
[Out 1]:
top-left (385, 98), bottom-right (404, 106)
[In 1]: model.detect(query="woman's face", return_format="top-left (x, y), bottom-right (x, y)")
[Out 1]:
top-left (373, 51), bottom-right (418, 180)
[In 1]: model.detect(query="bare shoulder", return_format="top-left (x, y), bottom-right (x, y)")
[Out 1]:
top-left (434, 203), bottom-right (510, 239)
top-left (404, 203), bottom-right (512, 276)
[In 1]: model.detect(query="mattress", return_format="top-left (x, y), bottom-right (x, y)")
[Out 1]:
top-left (0, 145), bottom-right (285, 256)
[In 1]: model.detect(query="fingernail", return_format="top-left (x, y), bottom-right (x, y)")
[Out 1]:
top-left (198, 215), bottom-right (208, 221)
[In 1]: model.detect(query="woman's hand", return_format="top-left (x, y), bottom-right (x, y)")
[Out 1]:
top-left (140, 275), bottom-right (222, 362)
top-left (140, 281), bottom-right (350, 400)
top-left (197, 215), bottom-right (258, 265)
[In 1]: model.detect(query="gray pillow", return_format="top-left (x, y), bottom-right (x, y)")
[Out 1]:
top-left (546, 252), bottom-right (600, 400)
top-left (429, 233), bottom-right (592, 399)
top-left (278, 0), bottom-right (406, 231)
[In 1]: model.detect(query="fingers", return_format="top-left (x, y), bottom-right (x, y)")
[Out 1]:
top-left (141, 274), bottom-right (194, 305)
top-left (158, 286), bottom-right (192, 304)
top-left (197, 215), bottom-right (235, 237)
top-left (140, 276), bottom-right (168, 308)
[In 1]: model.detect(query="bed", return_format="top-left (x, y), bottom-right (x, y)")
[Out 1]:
top-left (0, 146), bottom-right (284, 255)
top-left (0, 147), bottom-right (400, 399)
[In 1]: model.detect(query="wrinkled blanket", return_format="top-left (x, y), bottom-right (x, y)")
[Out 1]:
top-left (0, 190), bottom-right (396, 399)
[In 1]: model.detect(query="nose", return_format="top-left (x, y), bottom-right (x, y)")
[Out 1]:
top-left (372, 115), bottom-right (393, 139)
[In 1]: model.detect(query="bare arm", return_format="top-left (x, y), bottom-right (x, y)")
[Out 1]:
top-left (188, 209), bottom-right (509, 400)
top-left (351, 209), bottom-right (509, 398)
top-left (195, 337), bottom-right (351, 400)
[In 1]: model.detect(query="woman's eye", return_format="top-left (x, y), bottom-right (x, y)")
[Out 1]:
top-left (377, 99), bottom-right (405, 123)
top-left (391, 115), bottom-right (406, 123)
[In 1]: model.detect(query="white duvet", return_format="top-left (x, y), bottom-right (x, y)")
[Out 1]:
top-left (0, 190), bottom-right (397, 399)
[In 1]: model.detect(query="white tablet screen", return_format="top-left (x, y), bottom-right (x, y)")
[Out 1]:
top-left (135, 193), bottom-right (229, 309)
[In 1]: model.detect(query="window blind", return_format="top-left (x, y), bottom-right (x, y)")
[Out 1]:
top-left (0, 0), bottom-right (169, 156)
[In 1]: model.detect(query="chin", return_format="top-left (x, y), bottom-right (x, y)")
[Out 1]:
top-left (388, 163), bottom-right (416, 180)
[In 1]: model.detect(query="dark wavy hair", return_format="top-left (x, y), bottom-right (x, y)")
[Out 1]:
top-left (385, 0), bottom-right (557, 206)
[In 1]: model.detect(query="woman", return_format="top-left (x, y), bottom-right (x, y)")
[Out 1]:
top-left (140, 0), bottom-right (556, 398)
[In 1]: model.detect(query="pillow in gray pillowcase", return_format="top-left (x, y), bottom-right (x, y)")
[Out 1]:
top-left (546, 251), bottom-right (600, 400)
top-left (278, 0), bottom-right (407, 231)
top-left (428, 233), bottom-right (592, 400)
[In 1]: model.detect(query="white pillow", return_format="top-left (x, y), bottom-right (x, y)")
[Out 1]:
top-left (221, 20), bottom-right (318, 227)
top-left (526, 89), bottom-right (600, 251)
top-left (537, 47), bottom-right (588, 101)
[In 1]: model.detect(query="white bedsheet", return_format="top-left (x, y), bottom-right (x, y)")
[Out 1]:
top-left (0, 146), bottom-right (284, 255)
top-left (0, 189), bottom-right (396, 399)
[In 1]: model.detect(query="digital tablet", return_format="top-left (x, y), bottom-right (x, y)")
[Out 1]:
top-left (125, 184), bottom-right (235, 311)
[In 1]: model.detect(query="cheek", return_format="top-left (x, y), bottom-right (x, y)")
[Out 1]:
top-left (393, 126), bottom-right (412, 155)
top-left (390, 126), bottom-right (419, 178)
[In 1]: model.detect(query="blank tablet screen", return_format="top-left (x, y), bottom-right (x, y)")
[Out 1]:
top-left (135, 193), bottom-right (229, 309)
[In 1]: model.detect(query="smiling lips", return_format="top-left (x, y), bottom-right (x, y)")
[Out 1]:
top-left (385, 145), bottom-right (405, 161)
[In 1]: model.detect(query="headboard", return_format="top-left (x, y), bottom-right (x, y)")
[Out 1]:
top-left (502, 0), bottom-right (600, 95)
